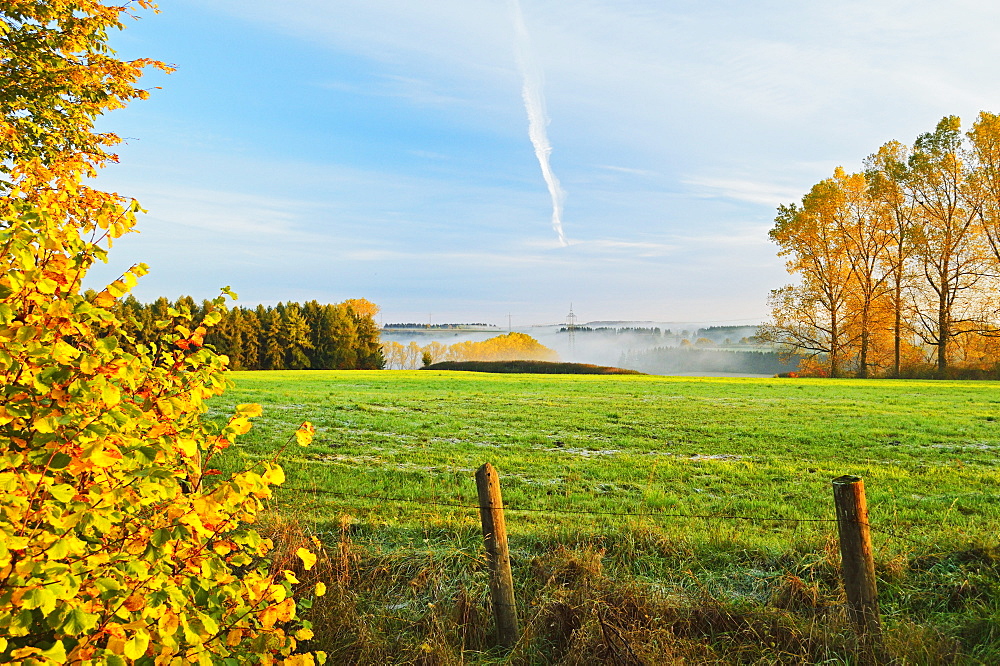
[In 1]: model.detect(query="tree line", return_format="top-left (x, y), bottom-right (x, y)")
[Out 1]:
top-left (383, 322), bottom-right (497, 329)
top-left (559, 326), bottom-right (666, 335)
top-left (763, 113), bottom-right (1000, 378)
top-left (111, 295), bottom-right (384, 370)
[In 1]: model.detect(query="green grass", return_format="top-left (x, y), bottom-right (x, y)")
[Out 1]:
top-left (210, 371), bottom-right (1000, 662)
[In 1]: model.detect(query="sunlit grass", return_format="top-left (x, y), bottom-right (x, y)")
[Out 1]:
top-left (211, 371), bottom-right (1000, 662)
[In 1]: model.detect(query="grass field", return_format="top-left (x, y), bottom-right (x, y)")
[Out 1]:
top-left (211, 371), bottom-right (1000, 663)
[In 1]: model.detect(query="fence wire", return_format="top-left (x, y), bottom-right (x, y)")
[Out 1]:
top-left (282, 485), bottom-right (929, 546)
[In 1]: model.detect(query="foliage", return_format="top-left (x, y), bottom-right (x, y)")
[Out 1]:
top-left (0, 2), bottom-right (320, 663)
top-left (383, 332), bottom-right (557, 369)
top-left (767, 114), bottom-right (1000, 377)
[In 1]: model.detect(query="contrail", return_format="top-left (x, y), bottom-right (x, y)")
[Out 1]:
top-left (509, 0), bottom-right (567, 246)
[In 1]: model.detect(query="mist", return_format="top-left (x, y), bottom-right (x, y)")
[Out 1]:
top-left (382, 321), bottom-right (796, 377)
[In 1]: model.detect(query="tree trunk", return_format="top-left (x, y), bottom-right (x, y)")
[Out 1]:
top-left (938, 290), bottom-right (949, 376)
top-left (858, 325), bottom-right (869, 379)
top-left (830, 316), bottom-right (840, 377)
top-left (893, 280), bottom-right (902, 377)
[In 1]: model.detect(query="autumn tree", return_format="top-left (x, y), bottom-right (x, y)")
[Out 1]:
top-left (769, 114), bottom-right (1000, 377)
top-left (0, 3), bottom-right (321, 663)
top-left (864, 140), bottom-right (917, 376)
top-left (767, 180), bottom-right (857, 376)
top-left (968, 112), bottom-right (1000, 305)
top-left (832, 168), bottom-right (896, 377)
top-left (905, 116), bottom-right (991, 373)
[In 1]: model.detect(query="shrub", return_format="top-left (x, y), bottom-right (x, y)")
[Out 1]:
top-left (0, 2), bottom-right (320, 663)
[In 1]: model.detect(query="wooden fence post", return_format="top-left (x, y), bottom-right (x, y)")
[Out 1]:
top-left (476, 463), bottom-right (519, 649)
top-left (832, 475), bottom-right (885, 662)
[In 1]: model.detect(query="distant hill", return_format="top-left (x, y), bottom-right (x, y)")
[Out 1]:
top-left (422, 360), bottom-right (644, 375)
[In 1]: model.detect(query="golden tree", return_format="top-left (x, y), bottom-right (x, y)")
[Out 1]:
top-left (767, 179), bottom-right (857, 376)
top-left (0, 2), bottom-right (320, 663)
top-left (905, 117), bottom-right (991, 373)
top-left (864, 140), bottom-right (918, 376)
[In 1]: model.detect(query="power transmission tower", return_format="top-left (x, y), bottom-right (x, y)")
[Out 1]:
top-left (566, 304), bottom-right (577, 358)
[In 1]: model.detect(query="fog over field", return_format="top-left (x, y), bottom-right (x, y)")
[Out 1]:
top-left (381, 320), bottom-right (782, 375)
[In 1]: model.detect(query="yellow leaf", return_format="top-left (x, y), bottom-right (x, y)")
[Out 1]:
top-left (123, 594), bottom-right (145, 612)
top-left (314, 582), bottom-right (326, 597)
top-left (296, 548), bottom-right (317, 571)
top-left (123, 631), bottom-right (150, 660)
top-left (294, 422), bottom-right (315, 447)
top-left (229, 417), bottom-right (252, 436)
top-left (106, 635), bottom-right (126, 655)
top-left (35, 278), bottom-right (59, 294)
top-left (94, 291), bottom-right (116, 308)
top-left (259, 605), bottom-right (279, 630)
top-left (158, 611), bottom-right (179, 637)
top-left (107, 280), bottom-right (129, 298)
top-left (101, 384), bottom-right (121, 407)
top-left (275, 597), bottom-right (295, 622)
top-left (11, 647), bottom-right (41, 659)
top-left (236, 403), bottom-right (262, 418)
top-left (226, 628), bottom-right (243, 646)
top-left (176, 438), bottom-right (198, 458)
top-left (283, 570), bottom-right (300, 584)
top-left (33, 416), bottom-right (58, 433)
top-left (87, 444), bottom-right (123, 468)
top-left (197, 612), bottom-right (219, 636)
top-left (262, 465), bottom-right (285, 486)
top-left (295, 628), bottom-right (314, 641)
top-left (212, 541), bottom-right (234, 556)
top-left (51, 340), bottom-right (79, 364)
top-left (79, 355), bottom-right (101, 374)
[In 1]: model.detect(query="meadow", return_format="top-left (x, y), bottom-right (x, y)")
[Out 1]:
top-left (211, 371), bottom-right (1000, 663)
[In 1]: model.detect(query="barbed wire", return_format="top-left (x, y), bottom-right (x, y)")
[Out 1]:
top-left (281, 485), bottom-right (930, 546)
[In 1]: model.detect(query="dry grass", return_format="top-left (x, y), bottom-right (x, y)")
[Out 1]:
top-left (254, 515), bottom-right (981, 664)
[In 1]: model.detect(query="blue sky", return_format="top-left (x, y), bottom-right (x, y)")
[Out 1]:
top-left (89, 0), bottom-right (1000, 326)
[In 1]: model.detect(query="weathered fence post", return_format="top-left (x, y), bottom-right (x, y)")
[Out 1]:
top-left (832, 475), bottom-right (885, 662)
top-left (475, 463), bottom-right (519, 649)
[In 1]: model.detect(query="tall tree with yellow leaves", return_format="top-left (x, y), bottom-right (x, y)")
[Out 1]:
top-left (865, 140), bottom-right (918, 376)
top-left (905, 116), bottom-right (991, 374)
top-left (832, 168), bottom-right (896, 377)
top-left (768, 179), bottom-right (857, 376)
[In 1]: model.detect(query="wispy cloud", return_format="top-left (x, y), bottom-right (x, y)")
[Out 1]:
top-left (595, 165), bottom-right (660, 178)
top-left (682, 176), bottom-right (805, 207)
top-left (132, 186), bottom-right (312, 238)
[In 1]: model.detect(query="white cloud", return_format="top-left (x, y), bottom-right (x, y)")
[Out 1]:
top-left (682, 177), bottom-right (805, 208)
